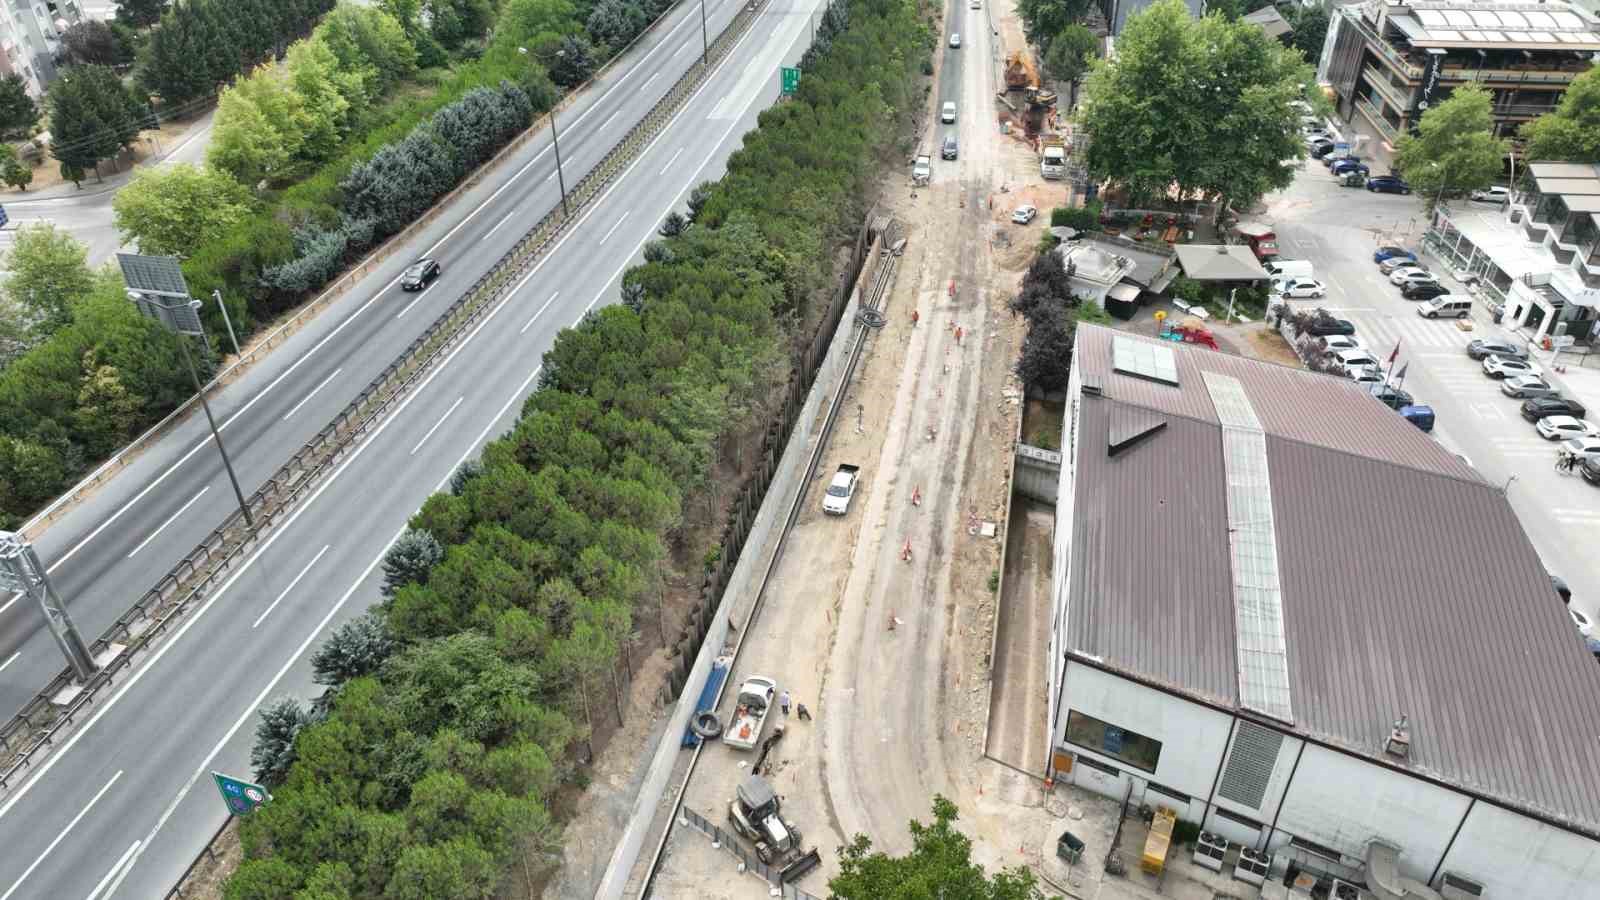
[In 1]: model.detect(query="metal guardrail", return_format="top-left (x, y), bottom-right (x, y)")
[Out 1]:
top-left (0, 0), bottom-right (770, 802)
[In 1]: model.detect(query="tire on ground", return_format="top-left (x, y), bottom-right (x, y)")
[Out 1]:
top-left (690, 710), bottom-right (723, 738)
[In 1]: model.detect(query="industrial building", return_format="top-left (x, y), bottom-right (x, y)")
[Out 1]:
top-left (1319, 0), bottom-right (1600, 169)
top-left (1049, 324), bottom-right (1600, 897)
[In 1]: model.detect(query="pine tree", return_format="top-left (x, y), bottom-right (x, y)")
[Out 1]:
top-left (381, 528), bottom-right (444, 596)
top-left (311, 612), bottom-right (395, 687)
top-left (251, 696), bottom-right (312, 786)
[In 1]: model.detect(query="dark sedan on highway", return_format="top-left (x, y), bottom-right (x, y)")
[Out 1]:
top-left (401, 258), bottom-right (442, 291)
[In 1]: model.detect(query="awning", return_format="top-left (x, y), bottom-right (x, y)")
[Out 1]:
top-left (1108, 283), bottom-right (1141, 303)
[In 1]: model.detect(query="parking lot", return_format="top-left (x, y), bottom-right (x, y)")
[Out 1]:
top-left (1265, 159), bottom-right (1600, 637)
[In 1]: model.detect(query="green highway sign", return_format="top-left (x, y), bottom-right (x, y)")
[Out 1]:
top-left (212, 771), bottom-right (271, 816)
top-left (781, 67), bottom-right (801, 95)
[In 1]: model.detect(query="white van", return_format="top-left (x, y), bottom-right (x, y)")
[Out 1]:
top-left (1417, 294), bottom-right (1472, 319)
top-left (941, 101), bottom-right (957, 123)
top-left (1263, 258), bottom-right (1314, 280)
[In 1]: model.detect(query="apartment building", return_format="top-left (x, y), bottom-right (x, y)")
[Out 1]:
top-left (0, 0), bottom-right (82, 96)
top-left (1320, 0), bottom-right (1600, 168)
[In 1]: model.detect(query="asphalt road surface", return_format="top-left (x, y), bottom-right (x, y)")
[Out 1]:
top-left (0, 0), bottom-right (828, 893)
top-left (1267, 164), bottom-right (1600, 638)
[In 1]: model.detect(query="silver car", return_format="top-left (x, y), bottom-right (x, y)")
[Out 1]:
top-left (1501, 375), bottom-right (1559, 399)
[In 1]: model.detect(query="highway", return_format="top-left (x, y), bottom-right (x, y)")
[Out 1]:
top-left (0, 0), bottom-right (752, 711)
top-left (0, 0), bottom-right (827, 892)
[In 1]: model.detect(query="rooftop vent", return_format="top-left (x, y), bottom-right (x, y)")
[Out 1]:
top-left (1385, 714), bottom-right (1411, 759)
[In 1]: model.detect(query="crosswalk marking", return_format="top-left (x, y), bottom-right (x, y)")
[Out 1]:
top-left (1345, 313), bottom-right (1471, 352)
top-left (1550, 507), bottom-right (1600, 525)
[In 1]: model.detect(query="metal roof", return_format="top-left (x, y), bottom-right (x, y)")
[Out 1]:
top-left (1064, 324), bottom-right (1600, 836)
top-left (1383, 0), bottom-right (1600, 48)
top-left (1175, 245), bottom-right (1271, 282)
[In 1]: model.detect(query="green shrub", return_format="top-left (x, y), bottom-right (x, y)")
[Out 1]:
top-left (1049, 200), bottom-right (1101, 230)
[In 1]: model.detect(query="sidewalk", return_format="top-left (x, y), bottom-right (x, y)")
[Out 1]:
top-left (1, 109), bottom-right (215, 205)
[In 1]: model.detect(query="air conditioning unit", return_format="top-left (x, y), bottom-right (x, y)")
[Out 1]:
top-left (1330, 878), bottom-right (1374, 900)
top-left (1440, 873), bottom-right (1485, 899)
top-left (1192, 831), bottom-right (1228, 872)
top-left (1233, 847), bottom-right (1272, 886)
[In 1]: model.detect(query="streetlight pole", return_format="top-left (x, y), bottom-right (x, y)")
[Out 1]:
top-left (700, 0), bottom-right (710, 66)
top-left (173, 325), bottom-right (253, 528)
top-left (523, 47), bottom-right (571, 217)
top-left (213, 289), bottom-right (240, 357)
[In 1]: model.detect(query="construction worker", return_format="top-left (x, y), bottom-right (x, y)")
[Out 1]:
top-left (779, 689), bottom-right (791, 716)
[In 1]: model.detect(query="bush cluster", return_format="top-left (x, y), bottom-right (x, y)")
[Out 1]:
top-left (1011, 248), bottom-right (1110, 392)
top-left (225, 0), bottom-right (924, 895)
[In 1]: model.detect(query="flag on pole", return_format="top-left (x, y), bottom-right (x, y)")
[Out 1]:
top-left (1395, 362), bottom-right (1409, 391)
top-left (1388, 340), bottom-right (1401, 364)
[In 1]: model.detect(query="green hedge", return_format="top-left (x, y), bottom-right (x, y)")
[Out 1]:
top-left (224, 0), bottom-right (924, 895)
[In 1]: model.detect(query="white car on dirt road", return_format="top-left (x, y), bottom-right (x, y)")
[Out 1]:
top-left (1011, 205), bottom-right (1037, 224)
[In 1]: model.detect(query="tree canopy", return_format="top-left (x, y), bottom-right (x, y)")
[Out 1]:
top-left (0, 74), bottom-right (38, 140)
top-left (112, 163), bottom-right (254, 257)
top-left (830, 797), bottom-right (1044, 900)
top-left (47, 65), bottom-right (146, 179)
top-left (1395, 84), bottom-right (1508, 208)
top-left (1519, 66), bottom-right (1600, 164)
top-left (1078, 0), bottom-right (1310, 214)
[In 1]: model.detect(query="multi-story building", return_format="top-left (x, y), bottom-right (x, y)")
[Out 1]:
top-left (1320, 0), bottom-right (1600, 168)
top-left (0, 0), bottom-right (82, 96)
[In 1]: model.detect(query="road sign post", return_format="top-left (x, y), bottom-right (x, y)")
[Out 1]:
top-left (212, 771), bottom-right (271, 816)
top-left (781, 67), bottom-right (801, 96)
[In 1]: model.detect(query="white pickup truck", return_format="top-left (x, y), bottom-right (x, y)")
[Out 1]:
top-left (723, 676), bottom-right (778, 750)
top-left (822, 464), bottom-right (860, 515)
top-left (912, 154), bottom-right (931, 185)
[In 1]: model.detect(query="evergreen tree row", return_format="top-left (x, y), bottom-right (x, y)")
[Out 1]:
top-left (138, 0), bottom-right (337, 107)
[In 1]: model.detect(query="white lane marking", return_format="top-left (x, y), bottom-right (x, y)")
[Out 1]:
top-left (641, 72), bottom-right (660, 92)
top-left (600, 109), bottom-right (621, 133)
top-left (26, 0), bottom-right (724, 573)
top-left (0, 651), bottom-right (17, 674)
top-left (0, 0), bottom-right (762, 832)
top-left (251, 544), bottom-right (331, 629)
top-left (675, 41), bottom-right (689, 57)
top-left (0, 770), bottom-right (123, 900)
top-left (103, 528), bottom-right (402, 900)
top-left (395, 286), bottom-right (430, 319)
top-left (600, 212), bottom-right (629, 245)
top-left (485, 209), bottom-right (518, 239)
top-left (281, 368), bottom-right (343, 421)
top-left (660, 147), bottom-right (683, 175)
top-left (126, 488), bottom-right (209, 559)
top-left (83, 840), bottom-right (140, 900)
top-left (411, 397), bottom-right (464, 456)
top-left (440, 365), bottom-right (545, 493)
top-left (522, 292), bottom-right (561, 334)
top-left (546, 169), bottom-right (559, 183)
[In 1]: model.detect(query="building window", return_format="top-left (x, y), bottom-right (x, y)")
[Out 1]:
top-left (1065, 710), bottom-right (1162, 773)
top-left (1214, 807), bottom-right (1264, 831)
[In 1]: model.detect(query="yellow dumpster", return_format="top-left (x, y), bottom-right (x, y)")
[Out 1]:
top-left (1141, 805), bottom-right (1176, 876)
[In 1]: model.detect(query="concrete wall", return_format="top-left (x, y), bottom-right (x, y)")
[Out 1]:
top-left (1055, 660), bottom-right (1235, 823)
top-left (1046, 359), bottom-right (1084, 774)
top-left (1436, 799), bottom-right (1600, 897)
top-left (1013, 443), bottom-right (1060, 504)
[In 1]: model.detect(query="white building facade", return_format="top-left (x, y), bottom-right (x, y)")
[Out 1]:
top-left (0, 0), bottom-right (82, 96)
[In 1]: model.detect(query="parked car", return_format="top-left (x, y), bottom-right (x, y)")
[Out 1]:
top-left (1366, 175), bottom-right (1411, 195)
top-left (1583, 455), bottom-right (1600, 485)
top-left (400, 258), bottom-right (441, 291)
top-left (1482, 355), bottom-right (1541, 379)
top-left (1467, 338), bottom-right (1528, 360)
top-left (1379, 256), bottom-right (1424, 274)
top-left (1011, 205), bottom-right (1037, 224)
top-left (1304, 316), bottom-right (1356, 337)
top-left (1401, 281), bottom-right (1450, 301)
top-left (949, 32), bottom-right (961, 47)
top-left (1536, 415), bottom-right (1599, 441)
top-left (1310, 142), bottom-right (1338, 159)
top-left (1391, 269), bottom-right (1440, 288)
top-left (1273, 278), bottom-right (1327, 298)
top-left (1572, 607), bottom-right (1595, 638)
top-left (1322, 153), bottom-right (1359, 169)
top-left (1349, 367), bottom-right (1385, 386)
top-left (1553, 575), bottom-right (1572, 604)
top-left (941, 101), bottom-right (956, 122)
top-left (1318, 334), bottom-right (1366, 354)
top-left (1501, 375), bottom-right (1559, 399)
top-left (1400, 404), bottom-right (1434, 431)
top-left (1521, 397), bottom-right (1587, 421)
top-left (1335, 349), bottom-right (1381, 375)
top-left (1330, 159), bottom-right (1369, 177)
top-left (1369, 384), bottom-right (1415, 410)
top-left (1373, 246), bottom-right (1416, 264)
top-left (1303, 129), bottom-right (1333, 143)
top-left (942, 134), bottom-right (958, 159)
top-left (1561, 435), bottom-right (1600, 460)
top-left (1470, 185), bottom-right (1510, 203)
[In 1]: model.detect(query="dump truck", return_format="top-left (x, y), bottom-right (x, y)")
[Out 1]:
top-left (722, 675), bottom-right (777, 750)
top-left (822, 464), bottom-right (860, 515)
top-left (1232, 221), bottom-right (1279, 262)
top-left (728, 775), bottom-right (822, 882)
top-left (1040, 136), bottom-right (1066, 179)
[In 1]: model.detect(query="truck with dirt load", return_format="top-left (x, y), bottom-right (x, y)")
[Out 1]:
top-left (728, 775), bottom-right (822, 881)
top-left (1040, 136), bottom-right (1066, 179)
top-left (722, 675), bottom-right (777, 750)
top-left (822, 464), bottom-right (860, 515)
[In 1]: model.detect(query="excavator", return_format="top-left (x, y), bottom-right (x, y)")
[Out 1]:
top-left (1002, 51), bottom-right (1057, 135)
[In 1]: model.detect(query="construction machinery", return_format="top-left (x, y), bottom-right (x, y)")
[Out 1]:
top-left (1004, 51), bottom-right (1036, 91)
top-left (728, 775), bottom-right (822, 882)
top-left (1002, 51), bottom-right (1058, 135)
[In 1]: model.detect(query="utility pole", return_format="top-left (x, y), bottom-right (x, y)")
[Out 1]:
top-left (700, 0), bottom-right (710, 66)
top-left (213, 289), bottom-right (240, 357)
